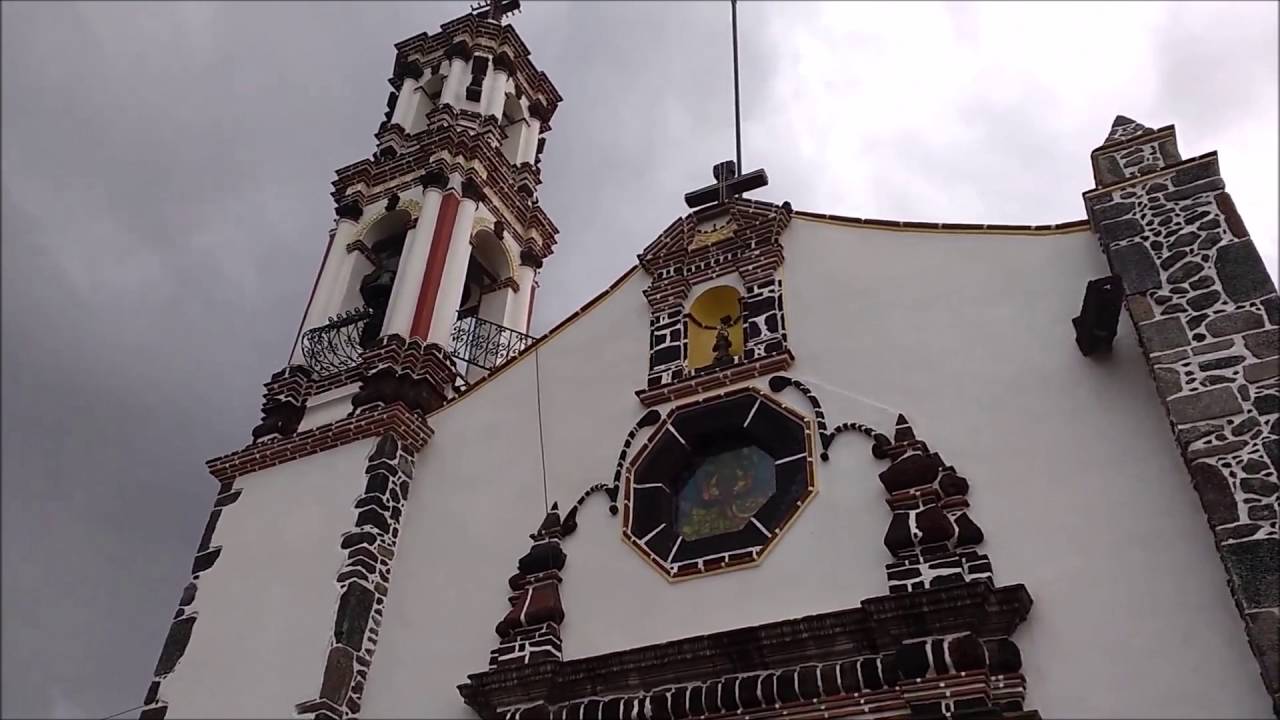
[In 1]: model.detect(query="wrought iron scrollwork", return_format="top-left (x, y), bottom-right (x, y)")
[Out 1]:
top-left (300, 306), bottom-right (376, 375)
top-left (449, 314), bottom-right (534, 373)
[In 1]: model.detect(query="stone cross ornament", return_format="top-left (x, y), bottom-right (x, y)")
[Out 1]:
top-left (470, 0), bottom-right (521, 22)
top-left (684, 160), bottom-right (769, 209)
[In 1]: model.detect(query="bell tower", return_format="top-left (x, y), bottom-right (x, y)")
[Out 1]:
top-left (138, 5), bottom-right (563, 718)
top-left (291, 0), bottom-right (560, 394)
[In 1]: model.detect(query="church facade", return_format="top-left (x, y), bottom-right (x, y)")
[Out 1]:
top-left (141, 6), bottom-right (1279, 719)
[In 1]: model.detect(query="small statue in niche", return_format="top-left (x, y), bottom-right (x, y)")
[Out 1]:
top-left (710, 313), bottom-right (740, 367)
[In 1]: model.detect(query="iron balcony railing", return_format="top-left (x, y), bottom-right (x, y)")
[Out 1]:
top-left (300, 306), bottom-right (376, 375)
top-left (449, 314), bottom-right (535, 373)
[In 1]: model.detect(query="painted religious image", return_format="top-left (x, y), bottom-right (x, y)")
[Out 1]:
top-left (676, 445), bottom-right (776, 541)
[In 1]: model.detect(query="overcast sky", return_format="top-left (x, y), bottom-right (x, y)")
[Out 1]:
top-left (2, 1), bottom-right (1276, 717)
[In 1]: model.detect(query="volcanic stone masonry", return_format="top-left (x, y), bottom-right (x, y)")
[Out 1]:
top-left (1085, 115), bottom-right (1279, 710)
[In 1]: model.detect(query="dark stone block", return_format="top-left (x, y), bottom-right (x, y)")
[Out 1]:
top-left (364, 471), bottom-right (390, 496)
top-left (1169, 387), bottom-right (1244, 424)
top-left (1244, 611), bottom-right (1279, 703)
top-left (1248, 503), bottom-right (1277, 522)
top-left (213, 490), bottom-right (242, 508)
top-left (196, 509), bottom-right (221, 554)
top-left (1198, 231), bottom-right (1226, 252)
top-left (355, 508), bottom-right (390, 534)
top-left (879, 452), bottom-right (943, 493)
top-left (1096, 155), bottom-right (1126, 186)
top-left (334, 583), bottom-right (375, 651)
top-left (1188, 439), bottom-right (1249, 460)
top-left (1206, 309), bottom-right (1265, 338)
top-left (1094, 201), bottom-right (1135, 223)
top-left (1172, 161), bottom-right (1218, 187)
top-left (1241, 476), bottom-right (1278, 497)
top-left (1244, 329), bottom-right (1279, 360)
top-left (139, 706), bottom-right (168, 720)
top-left (1190, 462), bottom-right (1239, 527)
top-left (1254, 393), bottom-right (1279, 416)
top-left (1139, 316), bottom-right (1190, 352)
top-left (1217, 241), bottom-right (1276, 303)
top-left (1099, 218), bottom-right (1144, 246)
top-left (320, 645), bottom-right (355, 705)
top-left (1221, 538), bottom-right (1280, 607)
top-left (1154, 367), bottom-right (1182, 398)
top-left (1187, 290), bottom-right (1221, 312)
top-left (191, 547), bottom-right (221, 575)
top-left (1178, 422), bottom-right (1223, 446)
top-left (1198, 355), bottom-right (1245, 371)
top-left (1167, 260), bottom-right (1205, 285)
top-left (144, 681), bottom-right (161, 706)
top-left (154, 616), bottom-right (197, 676)
top-left (1108, 245), bottom-right (1160, 294)
top-left (1163, 177), bottom-right (1225, 202)
top-left (341, 531), bottom-right (376, 550)
top-left (1245, 360), bottom-right (1279, 383)
top-left (178, 582), bottom-right (197, 608)
top-left (1215, 192), bottom-right (1250, 239)
top-left (1266, 439), bottom-right (1280, 472)
top-left (650, 344), bottom-right (681, 368)
top-left (1231, 416), bottom-right (1262, 437)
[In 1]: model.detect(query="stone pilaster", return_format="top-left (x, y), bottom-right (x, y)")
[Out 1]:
top-left (1084, 115), bottom-right (1279, 711)
top-left (294, 432), bottom-right (417, 720)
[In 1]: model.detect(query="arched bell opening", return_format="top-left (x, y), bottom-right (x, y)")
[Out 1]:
top-left (452, 225), bottom-right (523, 380)
top-left (500, 94), bottom-right (526, 164)
top-left (353, 209), bottom-right (412, 348)
top-left (686, 285), bottom-right (745, 371)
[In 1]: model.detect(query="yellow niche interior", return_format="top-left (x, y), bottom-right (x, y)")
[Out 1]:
top-left (686, 285), bottom-right (745, 370)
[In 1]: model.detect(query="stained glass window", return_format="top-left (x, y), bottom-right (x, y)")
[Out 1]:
top-left (675, 446), bottom-right (776, 541)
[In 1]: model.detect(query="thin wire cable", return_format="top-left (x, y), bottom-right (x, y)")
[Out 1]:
top-left (731, 0), bottom-right (743, 174)
top-left (101, 703), bottom-right (146, 719)
top-left (534, 348), bottom-right (549, 513)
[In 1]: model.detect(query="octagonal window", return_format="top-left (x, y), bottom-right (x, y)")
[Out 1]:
top-left (676, 446), bottom-right (776, 541)
top-left (623, 387), bottom-right (816, 580)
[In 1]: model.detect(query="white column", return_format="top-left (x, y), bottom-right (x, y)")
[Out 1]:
top-left (483, 69), bottom-right (508, 118)
top-left (426, 185), bottom-right (479, 347)
top-left (382, 186), bottom-right (444, 337)
top-left (516, 117), bottom-right (542, 165)
top-left (503, 262), bottom-right (537, 334)
top-left (441, 57), bottom-right (468, 108)
top-left (291, 216), bottom-right (360, 363)
top-left (389, 76), bottom-right (417, 128)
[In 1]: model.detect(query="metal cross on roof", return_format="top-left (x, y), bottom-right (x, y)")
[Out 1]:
top-left (684, 160), bottom-right (769, 209)
top-left (470, 0), bottom-right (521, 22)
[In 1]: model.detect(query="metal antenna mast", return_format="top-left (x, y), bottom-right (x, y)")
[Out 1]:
top-left (731, 0), bottom-right (743, 173)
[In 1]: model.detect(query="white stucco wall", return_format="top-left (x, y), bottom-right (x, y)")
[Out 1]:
top-left (160, 442), bottom-right (373, 718)
top-left (316, 217), bottom-right (1265, 717)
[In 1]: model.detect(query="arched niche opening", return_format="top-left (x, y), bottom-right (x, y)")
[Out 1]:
top-left (408, 74), bottom-right (446, 134)
top-left (348, 208), bottom-right (411, 347)
top-left (501, 95), bottom-right (526, 164)
top-left (457, 225), bottom-right (515, 327)
top-left (686, 285), bottom-right (744, 371)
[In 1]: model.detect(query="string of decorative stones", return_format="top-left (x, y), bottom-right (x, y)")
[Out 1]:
top-left (488, 504), bottom-right (567, 671)
top-left (294, 433), bottom-right (417, 720)
top-left (562, 409), bottom-right (662, 534)
top-left (1084, 116), bottom-right (1278, 708)
top-left (766, 376), bottom-right (892, 460)
top-left (636, 198), bottom-right (795, 406)
top-left (136, 480), bottom-right (245, 719)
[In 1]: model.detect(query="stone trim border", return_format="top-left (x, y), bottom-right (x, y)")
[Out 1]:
top-left (136, 481), bottom-right (245, 719)
top-left (458, 580), bottom-right (1036, 720)
top-left (207, 404), bottom-right (432, 483)
top-left (792, 211), bottom-right (1089, 236)
top-left (294, 432), bottom-right (418, 720)
top-left (1083, 115), bottom-right (1279, 712)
